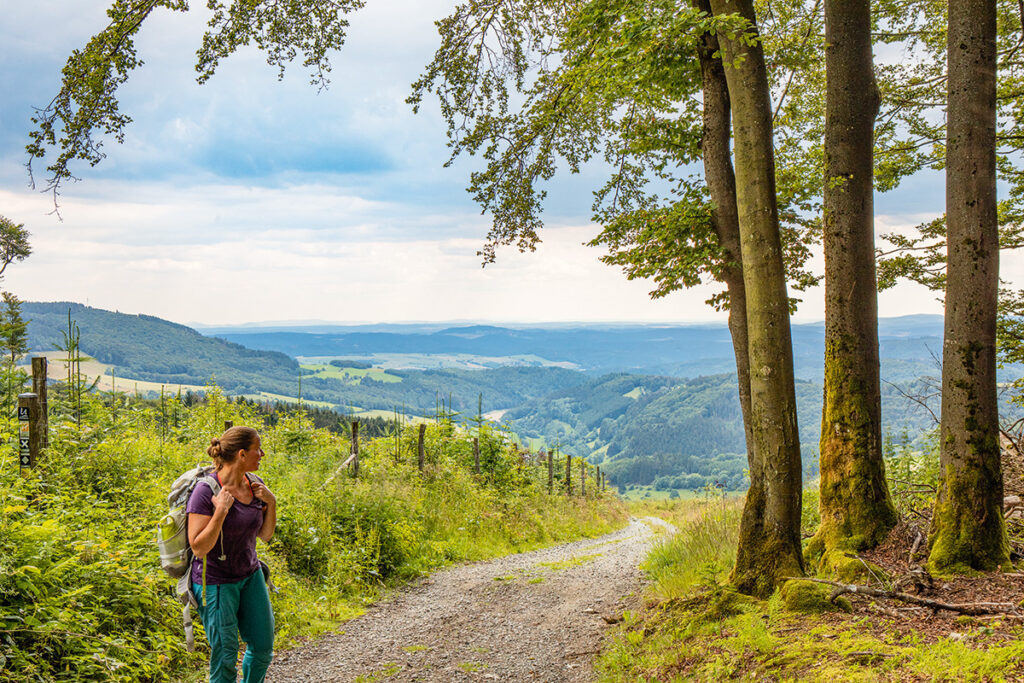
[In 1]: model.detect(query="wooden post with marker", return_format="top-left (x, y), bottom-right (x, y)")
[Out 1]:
top-left (17, 393), bottom-right (41, 471)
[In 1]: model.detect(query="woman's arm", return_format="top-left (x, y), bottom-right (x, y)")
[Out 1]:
top-left (252, 482), bottom-right (277, 542)
top-left (188, 487), bottom-right (234, 558)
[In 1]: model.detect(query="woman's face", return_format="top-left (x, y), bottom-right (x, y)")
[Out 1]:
top-left (240, 435), bottom-right (265, 472)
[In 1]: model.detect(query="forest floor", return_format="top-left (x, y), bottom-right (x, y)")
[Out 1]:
top-left (594, 442), bottom-right (1024, 682)
top-left (266, 517), bottom-right (672, 682)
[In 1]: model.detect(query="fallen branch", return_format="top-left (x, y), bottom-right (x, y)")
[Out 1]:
top-left (783, 577), bottom-right (1020, 616)
top-left (908, 531), bottom-right (924, 564)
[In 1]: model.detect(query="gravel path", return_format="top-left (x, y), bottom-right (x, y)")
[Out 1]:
top-left (267, 516), bottom-right (673, 682)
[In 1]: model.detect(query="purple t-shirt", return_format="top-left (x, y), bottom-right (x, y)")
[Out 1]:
top-left (186, 474), bottom-right (265, 584)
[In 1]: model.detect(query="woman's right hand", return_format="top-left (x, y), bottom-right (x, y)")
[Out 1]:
top-left (212, 487), bottom-right (235, 514)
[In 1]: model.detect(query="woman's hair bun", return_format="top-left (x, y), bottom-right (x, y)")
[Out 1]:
top-left (208, 426), bottom-right (259, 469)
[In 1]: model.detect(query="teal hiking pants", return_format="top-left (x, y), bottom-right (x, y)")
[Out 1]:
top-left (193, 568), bottom-right (275, 683)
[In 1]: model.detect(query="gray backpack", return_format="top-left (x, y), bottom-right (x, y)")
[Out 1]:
top-left (156, 464), bottom-right (276, 651)
top-left (156, 464), bottom-right (221, 651)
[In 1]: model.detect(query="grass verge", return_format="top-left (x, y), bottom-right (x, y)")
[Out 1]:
top-left (595, 497), bottom-right (1024, 682)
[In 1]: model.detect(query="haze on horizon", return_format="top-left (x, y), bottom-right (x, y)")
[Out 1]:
top-left (1, 2), bottom-right (1018, 327)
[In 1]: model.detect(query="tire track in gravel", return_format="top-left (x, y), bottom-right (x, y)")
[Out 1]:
top-left (267, 516), bottom-right (674, 682)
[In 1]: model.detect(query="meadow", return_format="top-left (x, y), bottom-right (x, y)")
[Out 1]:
top-left (0, 385), bottom-right (626, 683)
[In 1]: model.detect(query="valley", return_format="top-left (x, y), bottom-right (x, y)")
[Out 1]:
top-left (21, 302), bottom-right (1023, 493)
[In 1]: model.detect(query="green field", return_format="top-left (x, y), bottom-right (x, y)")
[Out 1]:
top-left (301, 363), bottom-right (404, 383)
top-left (350, 408), bottom-right (431, 424)
top-left (250, 391), bottom-right (336, 409)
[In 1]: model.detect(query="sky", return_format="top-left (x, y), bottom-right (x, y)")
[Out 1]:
top-left (0, 2), bottom-right (1013, 327)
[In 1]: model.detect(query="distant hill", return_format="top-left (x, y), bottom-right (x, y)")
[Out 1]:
top-left (207, 316), bottom-right (952, 380)
top-left (23, 302), bottom-right (300, 394)
top-left (20, 302), bottom-right (588, 413)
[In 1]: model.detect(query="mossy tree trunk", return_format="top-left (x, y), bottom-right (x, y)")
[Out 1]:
top-left (807, 0), bottom-right (897, 573)
top-left (929, 0), bottom-right (1010, 574)
top-left (708, 0), bottom-right (804, 597)
top-left (694, 0), bottom-right (753, 459)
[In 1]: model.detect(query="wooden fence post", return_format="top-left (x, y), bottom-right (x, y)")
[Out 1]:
top-left (224, 420), bottom-right (233, 432)
top-left (547, 450), bottom-right (553, 494)
top-left (473, 437), bottom-right (480, 474)
top-left (580, 459), bottom-right (586, 496)
top-left (17, 393), bottom-right (41, 470)
top-left (565, 454), bottom-right (572, 495)
top-left (596, 466), bottom-right (601, 495)
top-left (351, 420), bottom-right (360, 478)
top-left (31, 358), bottom-right (48, 448)
top-left (418, 423), bottom-right (426, 472)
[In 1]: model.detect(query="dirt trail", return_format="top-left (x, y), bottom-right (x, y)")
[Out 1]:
top-left (267, 517), bottom-right (672, 682)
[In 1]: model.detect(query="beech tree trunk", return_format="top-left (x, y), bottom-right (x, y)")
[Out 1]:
top-left (694, 0), bottom-right (754, 461)
top-left (708, 0), bottom-right (804, 597)
top-left (929, 0), bottom-right (1010, 573)
top-left (807, 0), bottom-right (897, 573)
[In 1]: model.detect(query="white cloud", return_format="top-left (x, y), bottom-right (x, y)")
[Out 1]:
top-left (5, 1), bottom-right (1018, 333)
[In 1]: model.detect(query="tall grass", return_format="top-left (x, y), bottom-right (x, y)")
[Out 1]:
top-left (636, 495), bottom-right (743, 600)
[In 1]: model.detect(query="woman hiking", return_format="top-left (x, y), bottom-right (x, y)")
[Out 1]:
top-left (187, 426), bottom-right (277, 683)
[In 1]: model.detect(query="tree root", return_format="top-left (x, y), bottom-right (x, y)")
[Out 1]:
top-left (783, 577), bottom-right (1021, 616)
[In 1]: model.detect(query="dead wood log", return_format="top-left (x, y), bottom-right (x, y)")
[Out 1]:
top-left (783, 577), bottom-right (1020, 616)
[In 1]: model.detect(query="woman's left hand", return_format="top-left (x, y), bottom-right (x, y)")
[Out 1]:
top-left (252, 482), bottom-right (276, 507)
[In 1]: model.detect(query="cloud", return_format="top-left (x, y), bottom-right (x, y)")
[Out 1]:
top-left (6, 1), bottom-right (1017, 332)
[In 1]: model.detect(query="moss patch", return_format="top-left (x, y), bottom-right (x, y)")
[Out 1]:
top-left (805, 548), bottom-right (888, 584)
top-left (928, 462), bottom-right (1011, 575)
top-left (780, 580), bottom-right (852, 614)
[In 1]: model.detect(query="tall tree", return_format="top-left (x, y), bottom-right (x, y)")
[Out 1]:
top-left (706, 0), bottom-right (804, 596)
top-left (873, 0), bottom-right (1024, 403)
top-left (805, 0), bottom-right (897, 573)
top-left (0, 216), bottom-right (31, 280)
top-left (929, 0), bottom-right (1010, 573)
top-left (0, 293), bottom-right (30, 368)
top-left (692, 0), bottom-right (753, 463)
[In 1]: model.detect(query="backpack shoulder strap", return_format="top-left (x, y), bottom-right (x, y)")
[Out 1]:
top-left (198, 472), bottom-right (221, 497)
